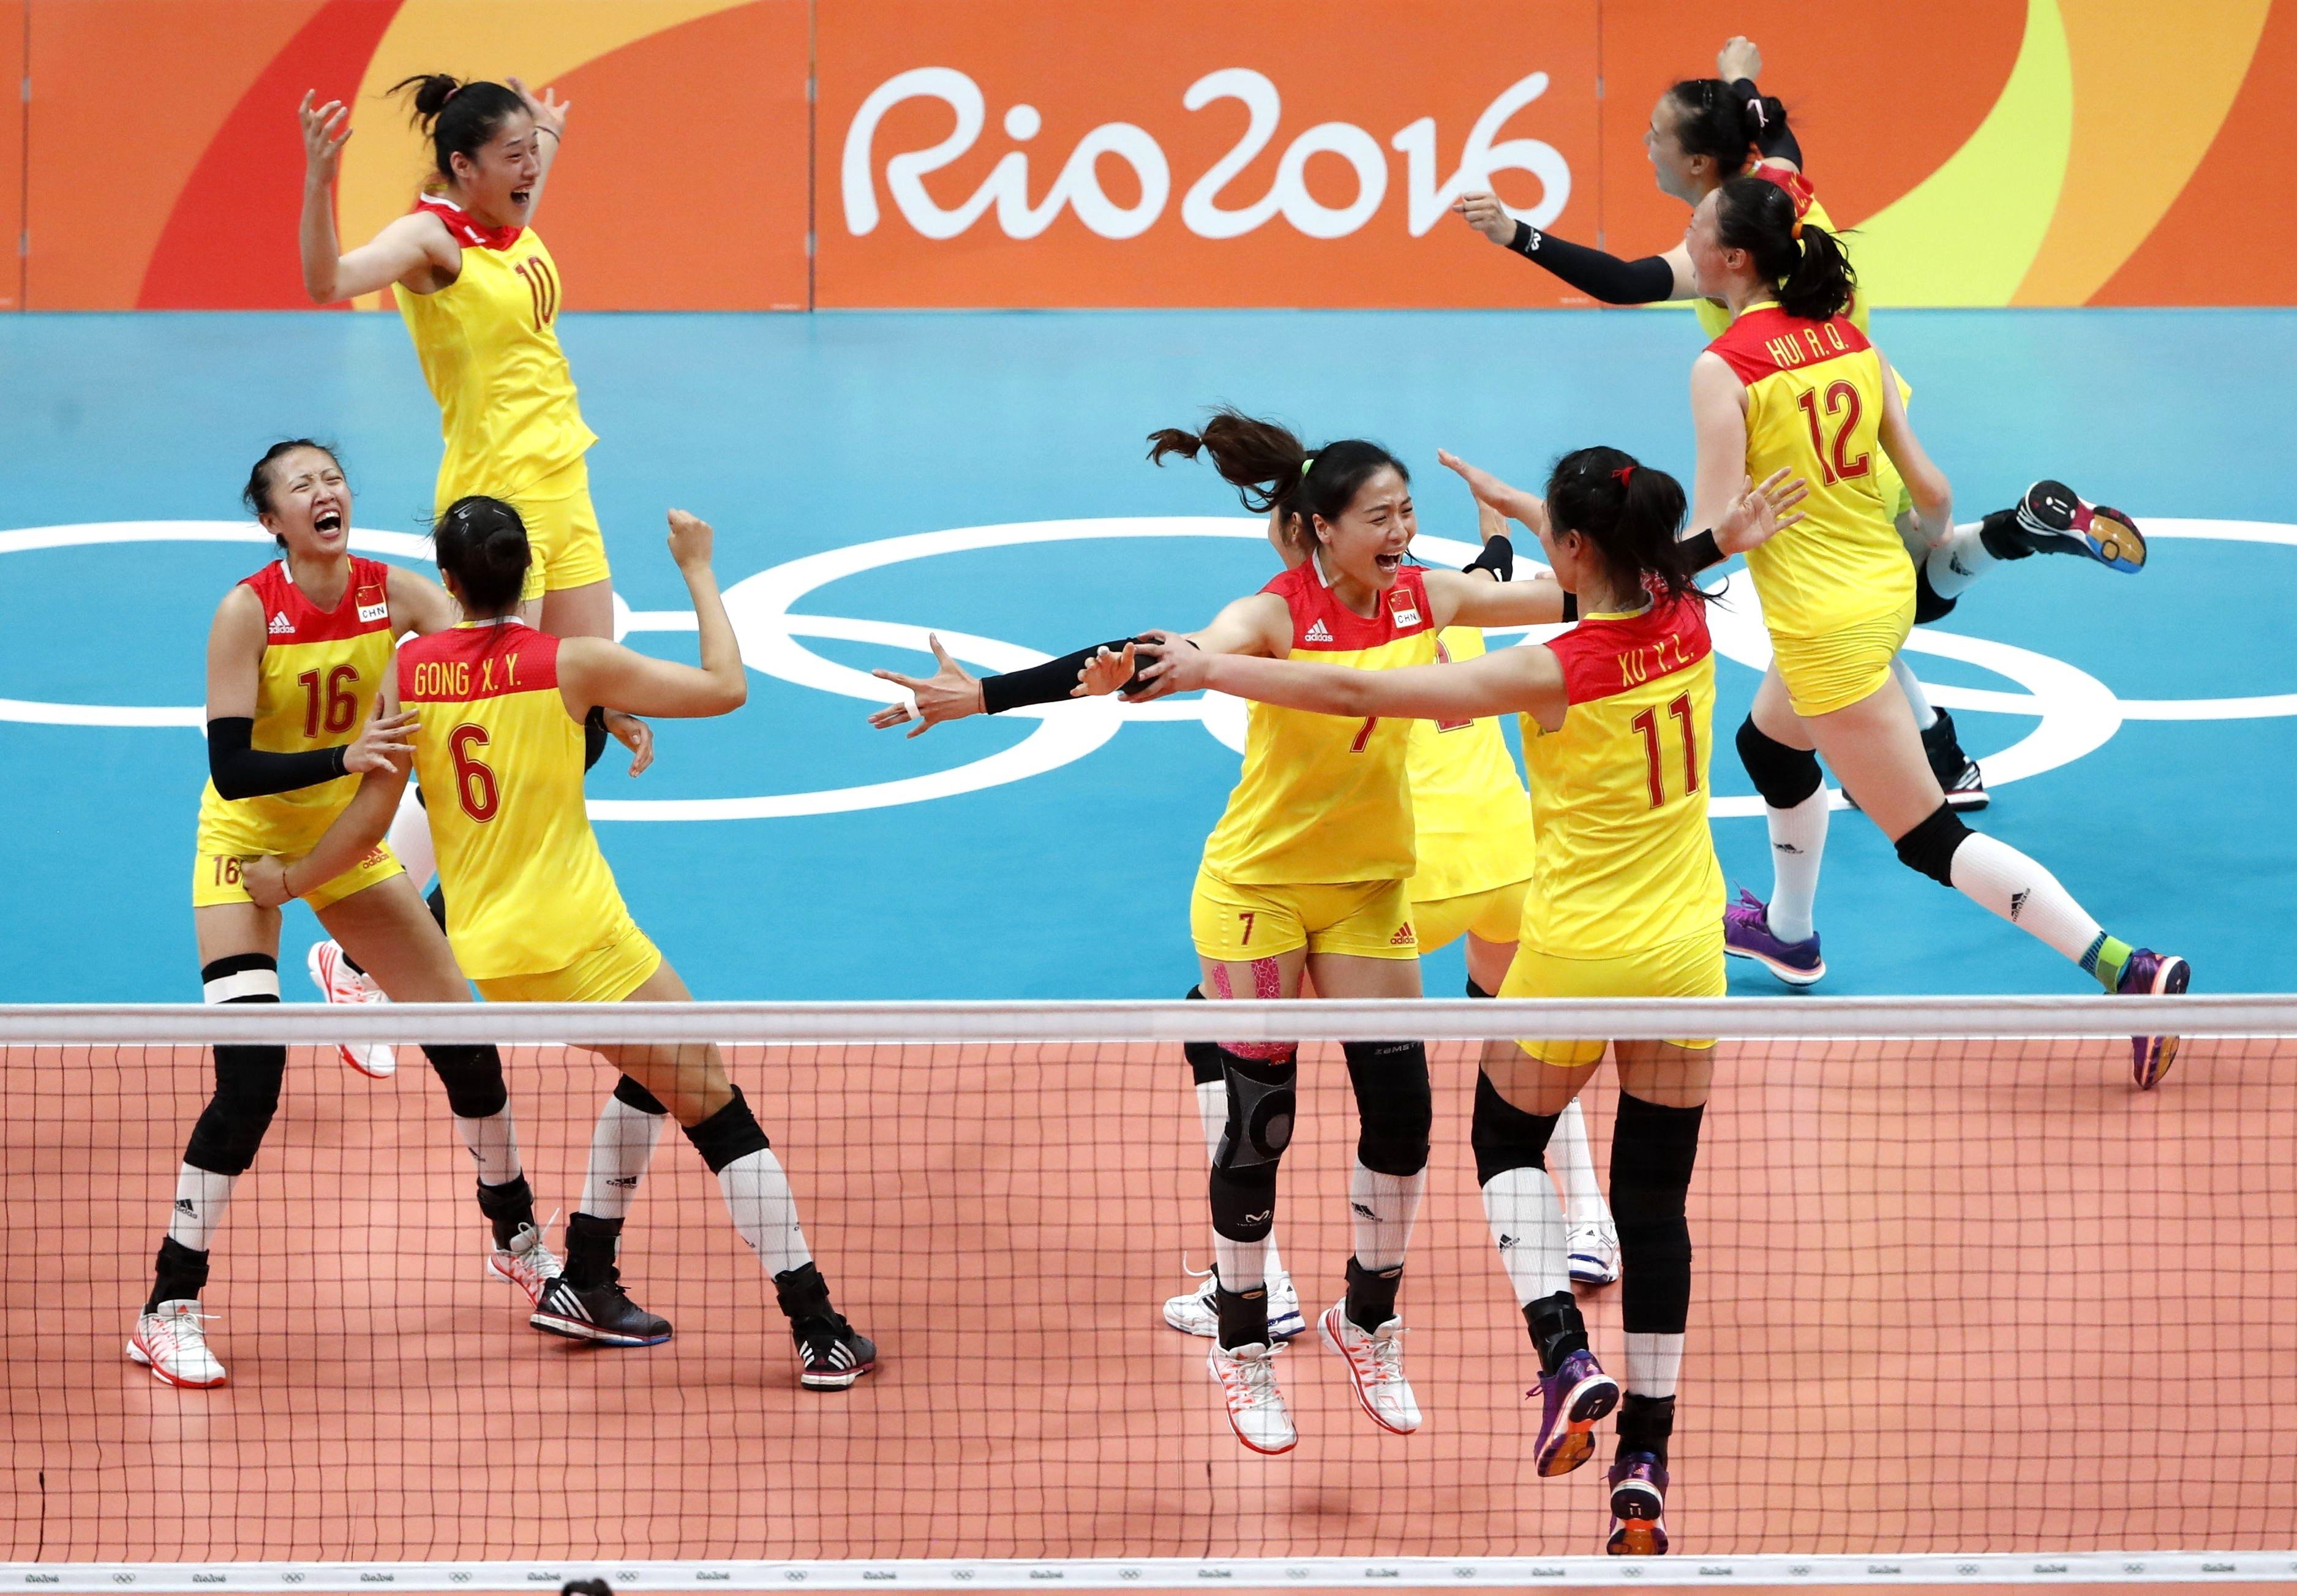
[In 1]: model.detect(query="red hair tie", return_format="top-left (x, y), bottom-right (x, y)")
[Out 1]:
top-left (1612, 465), bottom-right (1635, 486)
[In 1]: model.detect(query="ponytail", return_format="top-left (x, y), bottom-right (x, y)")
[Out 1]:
top-left (1715, 173), bottom-right (1854, 322)
top-left (1666, 77), bottom-right (1788, 177)
top-left (1544, 447), bottom-right (1704, 606)
top-left (389, 73), bottom-right (531, 184)
top-left (1148, 407), bottom-right (1405, 527)
top-left (432, 495), bottom-right (532, 614)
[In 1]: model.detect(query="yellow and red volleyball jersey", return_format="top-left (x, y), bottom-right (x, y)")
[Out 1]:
top-left (398, 194), bottom-right (597, 505)
top-left (1707, 304), bottom-right (1914, 638)
top-left (396, 622), bottom-right (634, 979)
top-left (1520, 590), bottom-right (1723, 957)
top-left (1404, 625), bottom-right (1536, 903)
top-left (1200, 560), bottom-right (1440, 886)
top-left (195, 557), bottom-right (396, 854)
top-left (1694, 165), bottom-right (1868, 339)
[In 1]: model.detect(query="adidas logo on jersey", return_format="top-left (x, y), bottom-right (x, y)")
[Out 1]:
top-left (267, 611), bottom-right (295, 636)
top-left (1304, 619), bottom-right (1334, 643)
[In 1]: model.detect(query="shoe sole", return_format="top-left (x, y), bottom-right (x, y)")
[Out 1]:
top-left (528, 1311), bottom-right (671, 1348)
top-left (126, 1339), bottom-right (226, 1389)
top-left (1723, 940), bottom-right (1827, 987)
top-left (1317, 1306), bottom-right (1420, 1435)
top-left (1567, 1259), bottom-right (1621, 1288)
top-left (1535, 1370), bottom-right (1620, 1477)
top-left (2021, 489), bottom-right (2146, 573)
top-left (1607, 1519), bottom-right (1667, 1557)
top-left (1221, 1404), bottom-right (1298, 1456)
top-left (800, 1360), bottom-right (876, 1391)
top-left (2132, 956), bottom-right (2191, 1090)
top-left (335, 1044), bottom-right (395, 1080)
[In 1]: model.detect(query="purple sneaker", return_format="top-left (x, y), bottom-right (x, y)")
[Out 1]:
top-left (1606, 1452), bottom-right (1670, 1556)
top-left (2116, 949), bottom-right (2190, 1090)
top-left (1722, 889), bottom-right (1825, 987)
top-left (1531, 1348), bottom-right (1618, 1477)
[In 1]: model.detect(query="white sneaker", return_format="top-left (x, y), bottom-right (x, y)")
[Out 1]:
top-left (1567, 1219), bottom-right (1622, 1287)
top-left (307, 940), bottom-right (394, 1079)
top-left (486, 1221), bottom-right (565, 1308)
top-left (1162, 1266), bottom-right (1306, 1342)
top-left (1208, 1341), bottom-right (1296, 1455)
top-left (127, 1300), bottom-right (227, 1388)
top-left (1318, 1303), bottom-right (1421, 1434)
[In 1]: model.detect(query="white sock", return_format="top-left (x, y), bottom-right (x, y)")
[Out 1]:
top-left (1945, 831), bottom-right (2104, 965)
top-left (1550, 1099), bottom-right (1611, 1227)
top-left (386, 781), bottom-right (437, 889)
top-left (715, 1148), bottom-right (814, 1279)
top-left (1764, 786), bottom-right (1830, 944)
top-left (167, 1165), bottom-right (237, 1252)
top-left (1890, 655), bottom-right (1938, 731)
top-left (1195, 1078), bottom-right (1288, 1287)
top-left (1349, 1161), bottom-right (1425, 1273)
top-left (579, 1096), bottom-right (666, 1220)
top-left (453, 1108), bottom-right (522, 1186)
top-left (1624, 1331), bottom-right (1685, 1398)
top-left (1923, 521), bottom-right (1998, 600)
top-left (1212, 1235), bottom-right (1270, 1304)
top-left (1479, 1167), bottom-right (1568, 1306)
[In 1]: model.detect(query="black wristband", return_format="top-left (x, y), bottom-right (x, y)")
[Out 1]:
top-left (1461, 533), bottom-right (1514, 582)
top-left (1505, 220), bottom-right (1675, 306)
top-left (981, 639), bottom-right (1135, 715)
top-left (1685, 529), bottom-right (1724, 570)
top-left (207, 717), bottom-right (358, 801)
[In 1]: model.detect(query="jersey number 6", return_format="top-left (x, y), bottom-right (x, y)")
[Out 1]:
top-left (449, 723), bottom-right (501, 822)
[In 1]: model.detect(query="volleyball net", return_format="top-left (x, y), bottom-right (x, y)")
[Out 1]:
top-left (5, 997), bottom-right (2293, 1589)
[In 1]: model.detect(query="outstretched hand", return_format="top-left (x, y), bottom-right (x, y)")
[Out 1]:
top-left (868, 634), bottom-right (982, 738)
top-left (1713, 467), bottom-right (1808, 556)
top-left (299, 91), bottom-right (353, 184)
top-left (506, 77), bottom-right (570, 142)
top-left (344, 701), bottom-right (416, 777)
top-left (1438, 449), bottom-right (1547, 538)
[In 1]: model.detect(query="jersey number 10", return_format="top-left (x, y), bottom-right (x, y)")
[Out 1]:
top-left (1630, 693), bottom-right (1699, 809)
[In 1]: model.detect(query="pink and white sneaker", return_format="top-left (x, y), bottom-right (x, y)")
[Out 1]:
top-left (1208, 1341), bottom-right (1297, 1455)
top-left (307, 939), bottom-right (394, 1079)
top-left (1319, 1303), bottom-right (1422, 1434)
top-left (486, 1221), bottom-right (565, 1307)
top-left (127, 1300), bottom-right (227, 1388)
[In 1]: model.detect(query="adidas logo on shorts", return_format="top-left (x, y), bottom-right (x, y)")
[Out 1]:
top-left (268, 611), bottom-right (295, 636)
top-left (1389, 922), bottom-right (1415, 946)
top-left (1304, 619), bottom-right (1333, 643)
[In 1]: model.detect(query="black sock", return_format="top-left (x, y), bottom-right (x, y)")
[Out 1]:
top-left (474, 1175), bottom-right (537, 1251)
top-left (1616, 1392), bottom-right (1676, 1464)
top-left (339, 949), bottom-right (366, 977)
top-left (1524, 1289), bottom-right (1588, 1374)
top-left (1214, 1280), bottom-right (1268, 1349)
top-left (1979, 505), bottom-right (2035, 561)
top-left (146, 1235), bottom-right (209, 1315)
top-left (1344, 1254), bottom-right (1402, 1333)
top-left (563, 1211), bottom-right (623, 1289)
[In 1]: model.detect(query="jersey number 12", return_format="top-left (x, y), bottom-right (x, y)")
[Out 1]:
top-left (1795, 380), bottom-right (1872, 487)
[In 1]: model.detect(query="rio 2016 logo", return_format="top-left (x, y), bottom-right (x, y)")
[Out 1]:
top-left (842, 68), bottom-right (1571, 243)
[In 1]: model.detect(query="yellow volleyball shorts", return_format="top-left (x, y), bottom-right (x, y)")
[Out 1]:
top-left (1500, 927), bottom-right (1726, 1067)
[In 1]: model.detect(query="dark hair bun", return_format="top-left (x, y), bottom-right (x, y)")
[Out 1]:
top-left (432, 495), bottom-right (532, 612)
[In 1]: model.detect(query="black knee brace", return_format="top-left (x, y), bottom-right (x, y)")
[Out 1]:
top-left (1344, 1039), bottom-right (1431, 1178)
top-left (1913, 562), bottom-right (1958, 623)
top-left (184, 955), bottom-right (284, 1177)
top-left (1465, 976), bottom-right (1495, 999)
top-left (1469, 1070), bottom-right (1560, 1186)
top-left (613, 1072), bottom-right (669, 1116)
top-left (584, 705), bottom-right (610, 772)
top-left (1209, 1046), bottom-right (1295, 1241)
top-left (423, 1043), bottom-right (508, 1120)
top-left (1736, 716), bottom-right (1824, 810)
top-left (1182, 984), bottom-right (1221, 1086)
top-left (1611, 1092), bottom-right (1704, 1336)
top-left (680, 1086), bottom-right (772, 1173)
top-left (1893, 802), bottom-right (1971, 887)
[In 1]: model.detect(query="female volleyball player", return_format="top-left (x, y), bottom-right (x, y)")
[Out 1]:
top-left (246, 502), bottom-right (876, 1391)
top-left (1454, 34), bottom-right (2143, 816)
top-left (134, 441), bottom-right (559, 1390)
top-left (296, 72), bottom-right (648, 1017)
top-left (1684, 176), bottom-right (2189, 1085)
top-left (1130, 448), bottom-right (1799, 1554)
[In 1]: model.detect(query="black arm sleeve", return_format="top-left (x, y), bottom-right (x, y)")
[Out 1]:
top-left (206, 717), bottom-right (350, 801)
top-left (1731, 80), bottom-right (1803, 168)
top-left (1685, 529), bottom-right (1724, 571)
top-left (1461, 533), bottom-right (1514, 581)
top-left (1506, 220), bottom-right (1675, 306)
top-left (980, 639), bottom-right (1138, 715)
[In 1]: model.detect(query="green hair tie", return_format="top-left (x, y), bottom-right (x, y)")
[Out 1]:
top-left (1300, 456), bottom-right (1316, 478)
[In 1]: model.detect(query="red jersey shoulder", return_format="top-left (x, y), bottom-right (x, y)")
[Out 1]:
top-left (1706, 305), bottom-right (1871, 386)
top-left (399, 625), bottom-right (561, 703)
top-left (1263, 562), bottom-right (1432, 652)
top-left (1747, 160), bottom-right (1815, 219)
top-left (1549, 593), bottom-right (1713, 706)
top-left (413, 192), bottom-right (526, 252)
top-left (241, 557), bottom-right (393, 646)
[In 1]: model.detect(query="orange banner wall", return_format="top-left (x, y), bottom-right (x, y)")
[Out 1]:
top-left (2, 0), bottom-right (2293, 309)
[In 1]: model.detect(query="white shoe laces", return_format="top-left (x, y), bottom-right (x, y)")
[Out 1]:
top-left (503, 1212), bottom-right (564, 1279)
top-left (148, 1304), bottom-right (219, 1352)
top-left (1364, 1324), bottom-right (1408, 1388)
top-left (1220, 1347), bottom-right (1282, 1410)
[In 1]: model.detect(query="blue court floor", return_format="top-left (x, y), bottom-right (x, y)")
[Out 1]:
top-left (0, 307), bottom-right (2288, 1002)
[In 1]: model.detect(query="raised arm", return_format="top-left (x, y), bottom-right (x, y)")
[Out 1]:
top-left (557, 511), bottom-right (746, 720)
top-left (1132, 635), bottom-right (1569, 730)
top-left (1453, 192), bottom-right (1696, 304)
top-left (506, 77), bottom-right (570, 217)
top-left (299, 92), bottom-right (458, 303)
top-left (1874, 351), bottom-right (1952, 549)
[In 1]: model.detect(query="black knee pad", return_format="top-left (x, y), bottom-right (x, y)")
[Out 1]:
top-left (1212, 1046), bottom-right (1296, 1172)
top-left (1344, 1039), bottom-right (1430, 1178)
top-left (1182, 984), bottom-right (1222, 1086)
top-left (1735, 716), bottom-right (1824, 810)
top-left (422, 1043), bottom-right (508, 1120)
top-left (681, 1086), bottom-right (772, 1174)
top-left (1470, 1070), bottom-right (1560, 1186)
top-left (1611, 1093), bottom-right (1704, 1336)
top-left (186, 1043), bottom-right (286, 1176)
top-left (583, 705), bottom-right (609, 772)
top-left (613, 1072), bottom-right (669, 1115)
top-left (1913, 563), bottom-right (1959, 624)
top-left (1465, 976), bottom-right (1494, 999)
top-left (1892, 802), bottom-right (1971, 887)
